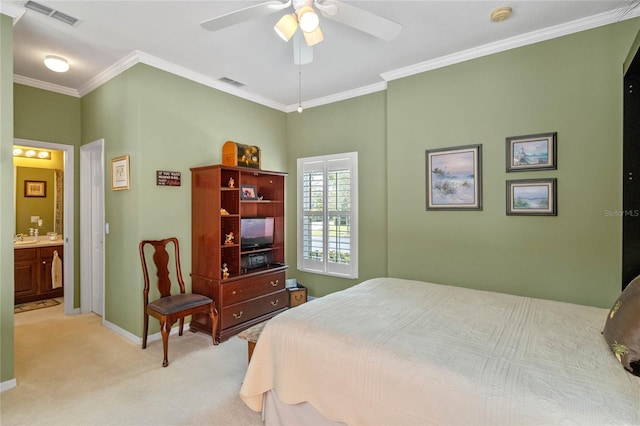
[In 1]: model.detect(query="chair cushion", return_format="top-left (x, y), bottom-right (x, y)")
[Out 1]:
top-left (148, 293), bottom-right (212, 315)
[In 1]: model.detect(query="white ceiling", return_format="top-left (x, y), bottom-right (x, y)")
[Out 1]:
top-left (3, 1), bottom-right (640, 112)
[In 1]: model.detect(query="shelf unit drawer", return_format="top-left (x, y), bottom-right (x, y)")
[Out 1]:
top-left (222, 271), bottom-right (285, 305)
top-left (222, 289), bottom-right (287, 328)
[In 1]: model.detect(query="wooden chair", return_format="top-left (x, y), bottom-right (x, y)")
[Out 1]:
top-left (139, 237), bottom-right (218, 367)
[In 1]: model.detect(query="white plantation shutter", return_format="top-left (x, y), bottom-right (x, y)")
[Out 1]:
top-left (297, 152), bottom-right (358, 278)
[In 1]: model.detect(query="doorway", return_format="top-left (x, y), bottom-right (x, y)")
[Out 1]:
top-left (623, 47), bottom-right (640, 290)
top-left (80, 140), bottom-right (105, 316)
top-left (13, 138), bottom-right (75, 315)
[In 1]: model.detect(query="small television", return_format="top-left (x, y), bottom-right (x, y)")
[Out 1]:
top-left (241, 217), bottom-right (275, 250)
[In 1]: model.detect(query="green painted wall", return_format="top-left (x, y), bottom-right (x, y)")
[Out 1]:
top-left (387, 19), bottom-right (640, 308)
top-left (13, 84), bottom-right (82, 306)
top-left (1, 13), bottom-right (15, 384)
top-left (81, 64), bottom-right (287, 336)
top-left (285, 93), bottom-right (389, 296)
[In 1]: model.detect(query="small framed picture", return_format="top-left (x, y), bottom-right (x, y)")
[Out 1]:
top-left (240, 184), bottom-right (258, 200)
top-left (506, 178), bottom-right (557, 216)
top-left (25, 180), bottom-right (46, 197)
top-left (426, 144), bottom-right (482, 210)
top-left (111, 155), bottom-right (130, 191)
top-left (506, 132), bottom-right (557, 172)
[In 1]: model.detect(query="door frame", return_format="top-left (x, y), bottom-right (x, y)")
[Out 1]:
top-left (80, 139), bottom-right (105, 316)
top-left (14, 138), bottom-right (75, 315)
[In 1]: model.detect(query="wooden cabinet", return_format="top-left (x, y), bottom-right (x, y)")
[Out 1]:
top-left (15, 245), bottom-right (63, 304)
top-left (190, 165), bottom-right (287, 343)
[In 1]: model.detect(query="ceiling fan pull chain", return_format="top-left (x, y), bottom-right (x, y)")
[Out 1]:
top-left (298, 43), bottom-right (304, 113)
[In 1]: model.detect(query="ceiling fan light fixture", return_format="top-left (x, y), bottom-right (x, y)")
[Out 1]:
top-left (44, 55), bottom-right (69, 72)
top-left (297, 6), bottom-right (319, 33)
top-left (274, 13), bottom-right (298, 41)
top-left (303, 25), bottom-right (323, 46)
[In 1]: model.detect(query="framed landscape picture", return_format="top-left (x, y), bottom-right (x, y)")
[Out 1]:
top-left (506, 178), bottom-right (557, 216)
top-left (111, 155), bottom-right (130, 191)
top-left (25, 180), bottom-right (46, 197)
top-left (425, 144), bottom-right (482, 211)
top-left (506, 132), bottom-right (557, 172)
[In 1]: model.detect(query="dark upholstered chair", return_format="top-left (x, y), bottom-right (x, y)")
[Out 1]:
top-left (139, 237), bottom-right (218, 367)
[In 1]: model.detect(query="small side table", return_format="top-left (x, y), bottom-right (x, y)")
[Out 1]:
top-left (237, 321), bottom-right (269, 363)
top-left (287, 284), bottom-right (307, 308)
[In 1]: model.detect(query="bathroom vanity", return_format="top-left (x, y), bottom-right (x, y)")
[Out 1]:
top-left (14, 239), bottom-right (63, 304)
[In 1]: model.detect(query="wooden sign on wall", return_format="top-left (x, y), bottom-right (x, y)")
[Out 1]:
top-left (156, 171), bottom-right (181, 186)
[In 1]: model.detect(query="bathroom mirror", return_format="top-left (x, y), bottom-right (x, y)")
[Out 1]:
top-left (14, 146), bottom-right (64, 236)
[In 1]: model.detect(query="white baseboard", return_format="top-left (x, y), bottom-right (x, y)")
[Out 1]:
top-left (1, 378), bottom-right (17, 393)
top-left (103, 319), bottom-right (186, 346)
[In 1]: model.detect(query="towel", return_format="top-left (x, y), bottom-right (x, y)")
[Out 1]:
top-left (52, 250), bottom-right (62, 289)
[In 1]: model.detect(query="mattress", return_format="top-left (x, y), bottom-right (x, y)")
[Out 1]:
top-left (240, 277), bottom-right (640, 425)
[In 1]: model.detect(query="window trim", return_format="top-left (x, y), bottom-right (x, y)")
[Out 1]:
top-left (297, 151), bottom-right (358, 279)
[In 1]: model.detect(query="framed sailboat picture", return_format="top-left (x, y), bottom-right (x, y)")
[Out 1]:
top-left (506, 132), bottom-right (557, 172)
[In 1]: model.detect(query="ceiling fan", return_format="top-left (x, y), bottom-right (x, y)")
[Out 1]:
top-left (200, 0), bottom-right (402, 64)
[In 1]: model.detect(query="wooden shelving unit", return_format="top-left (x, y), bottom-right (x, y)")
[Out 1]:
top-left (190, 164), bottom-right (287, 343)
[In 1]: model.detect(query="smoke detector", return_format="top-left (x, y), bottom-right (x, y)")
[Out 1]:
top-left (491, 6), bottom-right (512, 22)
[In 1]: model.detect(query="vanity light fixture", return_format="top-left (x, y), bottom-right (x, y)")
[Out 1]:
top-left (13, 148), bottom-right (51, 160)
top-left (44, 55), bottom-right (70, 72)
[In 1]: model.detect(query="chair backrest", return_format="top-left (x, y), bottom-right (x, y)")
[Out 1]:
top-left (139, 238), bottom-right (186, 306)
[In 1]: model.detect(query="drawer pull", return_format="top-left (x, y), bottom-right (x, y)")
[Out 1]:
top-left (271, 280), bottom-right (279, 287)
top-left (294, 294), bottom-right (303, 301)
top-left (270, 299), bottom-right (279, 307)
top-left (233, 311), bottom-right (243, 319)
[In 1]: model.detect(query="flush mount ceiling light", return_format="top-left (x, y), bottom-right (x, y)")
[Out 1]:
top-left (491, 6), bottom-right (513, 22)
top-left (44, 55), bottom-right (69, 72)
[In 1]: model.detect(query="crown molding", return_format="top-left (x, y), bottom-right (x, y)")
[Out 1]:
top-left (73, 49), bottom-right (288, 110)
top-left (381, 7), bottom-right (640, 83)
top-left (0, 3), bottom-right (23, 19)
top-left (135, 51), bottom-right (288, 111)
top-left (12, 5), bottom-right (640, 110)
top-left (284, 81), bottom-right (387, 113)
top-left (13, 74), bottom-right (79, 97)
top-left (77, 51), bottom-right (139, 97)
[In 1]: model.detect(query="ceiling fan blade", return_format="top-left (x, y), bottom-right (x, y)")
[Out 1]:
top-left (319, 0), bottom-right (401, 41)
top-left (293, 32), bottom-right (313, 65)
top-left (200, 1), bottom-right (289, 32)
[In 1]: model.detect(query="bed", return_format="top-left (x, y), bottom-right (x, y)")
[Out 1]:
top-left (239, 277), bottom-right (640, 425)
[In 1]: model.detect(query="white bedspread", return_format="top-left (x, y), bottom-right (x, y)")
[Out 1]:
top-left (240, 277), bottom-right (640, 425)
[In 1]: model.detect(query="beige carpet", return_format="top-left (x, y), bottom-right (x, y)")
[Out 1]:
top-left (1, 302), bottom-right (263, 425)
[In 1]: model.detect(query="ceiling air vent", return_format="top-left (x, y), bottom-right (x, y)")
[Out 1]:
top-left (25, 0), bottom-right (81, 26)
top-left (219, 77), bottom-right (245, 88)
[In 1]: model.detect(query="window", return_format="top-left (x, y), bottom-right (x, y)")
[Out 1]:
top-left (297, 152), bottom-right (358, 278)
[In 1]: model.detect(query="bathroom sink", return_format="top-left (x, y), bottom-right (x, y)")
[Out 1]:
top-left (14, 239), bottom-right (38, 245)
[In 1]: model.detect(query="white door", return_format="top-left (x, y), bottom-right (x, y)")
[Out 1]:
top-left (91, 148), bottom-right (104, 315)
top-left (80, 140), bottom-right (104, 316)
